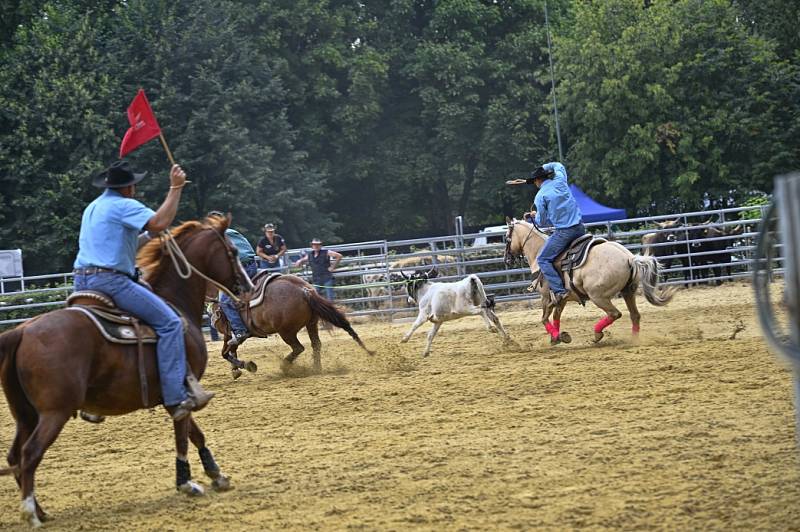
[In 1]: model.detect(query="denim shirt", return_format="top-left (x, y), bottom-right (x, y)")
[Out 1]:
top-left (73, 189), bottom-right (155, 276)
top-left (534, 162), bottom-right (582, 229)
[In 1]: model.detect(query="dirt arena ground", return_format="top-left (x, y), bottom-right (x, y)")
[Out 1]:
top-left (1, 281), bottom-right (800, 530)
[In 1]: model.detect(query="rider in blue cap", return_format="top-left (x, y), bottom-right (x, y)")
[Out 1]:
top-left (506, 162), bottom-right (585, 305)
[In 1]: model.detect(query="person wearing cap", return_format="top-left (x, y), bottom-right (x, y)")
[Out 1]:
top-left (506, 162), bottom-right (585, 305)
top-left (73, 160), bottom-right (214, 422)
top-left (206, 211), bottom-right (256, 347)
top-left (256, 223), bottom-right (287, 273)
top-left (293, 238), bottom-right (342, 300)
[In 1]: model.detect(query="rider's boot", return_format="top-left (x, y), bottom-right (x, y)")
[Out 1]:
top-left (169, 373), bottom-right (215, 421)
top-left (185, 372), bottom-right (214, 411)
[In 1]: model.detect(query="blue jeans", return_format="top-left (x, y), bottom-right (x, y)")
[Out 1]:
top-left (219, 261), bottom-right (254, 336)
top-left (258, 259), bottom-right (281, 272)
top-left (243, 261), bottom-right (258, 278)
top-left (220, 293), bottom-right (247, 335)
top-left (74, 272), bottom-right (187, 406)
top-left (315, 278), bottom-right (335, 300)
top-left (537, 224), bottom-right (587, 295)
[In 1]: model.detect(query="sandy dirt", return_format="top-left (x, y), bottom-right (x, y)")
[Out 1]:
top-left (1, 281), bottom-right (799, 530)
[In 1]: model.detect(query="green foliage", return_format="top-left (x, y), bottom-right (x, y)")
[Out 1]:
top-left (0, 0), bottom-right (797, 277)
top-left (738, 193), bottom-right (771, 221)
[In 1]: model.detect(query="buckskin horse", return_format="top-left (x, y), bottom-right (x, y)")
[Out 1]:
top-left (504, 218), bottom-right (676, 344)
top-left (0, 216), bottom-right (251, 527)
top-left (213, 273), bottom-right (374, 379)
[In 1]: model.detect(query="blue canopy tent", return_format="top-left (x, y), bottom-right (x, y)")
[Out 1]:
top-left (570, 184), bottom-right (627, 223)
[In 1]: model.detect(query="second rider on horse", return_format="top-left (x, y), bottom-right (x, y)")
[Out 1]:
top-left (507, 162), bottom-right (585, 305)
top-left (73, 160), bottom-right (214, 421)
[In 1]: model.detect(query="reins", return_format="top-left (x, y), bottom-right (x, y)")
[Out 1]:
top-left (160, 229), bottom-right (243, 305)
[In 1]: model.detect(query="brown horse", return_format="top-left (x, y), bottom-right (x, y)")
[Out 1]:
top-left (504, 218), bottom-right (676, 344)
top-left (0, 216), bottom-right (251, 527)
top-left (215, 274), bottom-right (374, 378)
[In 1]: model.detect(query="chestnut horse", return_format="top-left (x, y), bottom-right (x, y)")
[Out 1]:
top-left (215, 274), bottom-right (374, 378)
top-left (504, 218), bottom-right (676, 344)
top-left (0, 216), bottom-right (251, 527)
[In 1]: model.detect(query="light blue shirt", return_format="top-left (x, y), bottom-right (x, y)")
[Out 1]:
top-left (74, 189), bottom-right (155, 276)
top-left (534, 162), bottom-right (582, 229)
top-left (225, 228), bottom-right (256, 262)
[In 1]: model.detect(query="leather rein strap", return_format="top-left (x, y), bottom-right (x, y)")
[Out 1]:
top-left (159, 229), bottom-right (243, 305)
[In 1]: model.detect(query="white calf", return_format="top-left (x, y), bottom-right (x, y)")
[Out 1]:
top-left (400, 269), bottom-right (510, 357)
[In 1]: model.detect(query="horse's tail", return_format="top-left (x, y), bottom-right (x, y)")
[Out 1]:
top-left (632, 254), bottom-right (677, 306)
top-left (305, 289), bottom-right (375, 356)
top-left (0, 326), bottom-right (27, 476)
top-left (0, 326), bottom-right (23, 369)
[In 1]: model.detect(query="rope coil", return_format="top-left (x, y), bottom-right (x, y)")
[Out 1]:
top-left (160, 230), bottom-right (243, 305)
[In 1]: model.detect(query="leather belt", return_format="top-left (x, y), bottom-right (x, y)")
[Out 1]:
top-left (74, 267), bottom-right (129, 276)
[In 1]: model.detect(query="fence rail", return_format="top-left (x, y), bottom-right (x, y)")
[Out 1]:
top-left (0, 204), bottom-right (777, 326)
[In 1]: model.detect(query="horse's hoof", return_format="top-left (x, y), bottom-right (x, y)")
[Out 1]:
top-left (550, 336), bottom-right (561, 346)
top-left (211, 474), bottom-right (232, 491)
top-left (245, 360), bottom-right (257, 373)
top-left (20, 497), bottom-right (42, 528)
top-left (559, 332), bottom-right (572, 344)
top-left (594, 331), bottom-right (604, 343)
top-left (177, 480), bottom-right (205, 496)
top-left (231, 368), bottom-right (242, 380)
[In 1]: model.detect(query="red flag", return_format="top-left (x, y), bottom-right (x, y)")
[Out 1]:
top-left (119, 89), bottom-right (162, 157)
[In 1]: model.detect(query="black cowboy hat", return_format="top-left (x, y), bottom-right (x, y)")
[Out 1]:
top-left (92, 160), bottom-right (147, 188)
top-left (531, 166), bottom-right (554, 181)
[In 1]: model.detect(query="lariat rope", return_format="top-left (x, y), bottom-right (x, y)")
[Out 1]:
top-left (159, 229), bottom-right (243, 305)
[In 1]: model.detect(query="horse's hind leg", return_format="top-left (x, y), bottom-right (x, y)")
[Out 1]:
top-left (173, 417), bottom-right (205, 496)
top-left (280, 332), bottom-right (305, 365)
top-left (19, 411), bottom-right (70, 527)
top-left (188, 417), bottom-right (231, 491)
top-left (8, 417), bottom-right (48, 523)
top-left (621, 286), bottom-right (641, 336)
top-left (592, 297), bottom-right (623, 343)
top-left (307, 320), bottom-right (322, 372)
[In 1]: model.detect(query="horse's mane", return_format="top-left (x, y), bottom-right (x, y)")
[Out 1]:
top-left (513, 219), bottom-right (549, 240)
top-left (137, 216), bottom-right (228, 284)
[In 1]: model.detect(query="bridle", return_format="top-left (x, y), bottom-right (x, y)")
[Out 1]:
top-left (160, 227), bottom-right (245, 305)
top-left (504, 221), bottom-right (538, 267)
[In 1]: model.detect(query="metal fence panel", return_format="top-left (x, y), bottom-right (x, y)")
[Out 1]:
top-left (0, 205), bottom-right (778, 326)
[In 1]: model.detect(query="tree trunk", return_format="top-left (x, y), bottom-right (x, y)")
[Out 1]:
top-left (430, 176), bottom-right (452, 233)
top-left (457, 155), bottom-right (478, 218)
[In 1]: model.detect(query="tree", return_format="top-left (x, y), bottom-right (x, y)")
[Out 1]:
top-left (0, 5), bottom-right (119, 273)
top-left (554, 0), bottom-right (800, 215)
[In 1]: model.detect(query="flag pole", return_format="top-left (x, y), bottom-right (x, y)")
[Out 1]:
top-left (158, 132), bottom-right (176, 166)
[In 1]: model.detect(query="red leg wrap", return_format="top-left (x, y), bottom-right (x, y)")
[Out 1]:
top-left (594, 315), bottom-right (616, 333)
top-left (544, 321), bottom-right (558, 339)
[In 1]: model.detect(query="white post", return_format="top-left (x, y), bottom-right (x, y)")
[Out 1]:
top-left (756, 173), bottom-right (800, 445)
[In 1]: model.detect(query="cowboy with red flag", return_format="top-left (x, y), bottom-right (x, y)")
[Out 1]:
top-left (73, 90), bottom-right (213, 423)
